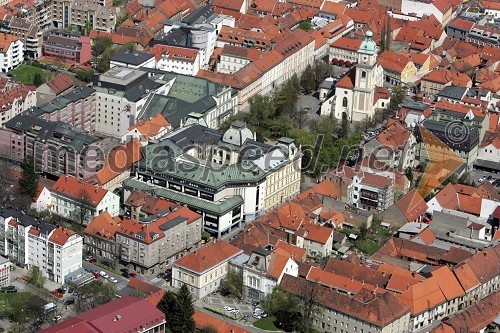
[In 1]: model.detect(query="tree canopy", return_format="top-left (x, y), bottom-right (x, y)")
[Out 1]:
top-left (157, 284), bottom-right (195, 333)
top-left (19, 155), bottom-right (39, 203)
top-left (219, 268), bottom-right (243, 297)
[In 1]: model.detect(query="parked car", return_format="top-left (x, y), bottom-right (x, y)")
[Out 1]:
top-left (63, 298), bottom-right (75, 305)
top-left (93, 273), bottom-right (100, 279)
top-left (109, 277), bottom-right (118, 283)
top-left (52, 315), bottom-right (62, 322)
top-left (99, 271), bottom-right (109, 279)
top-left (231, 309), bottom-right (240, 315)
top-left (253, 314), bottom-right (262, 319)
top-left (120, 268), bottom-right (129, 273)
top-left (128, 272), bottom-right (137, 277)
top-left (85, 256), bottom-right (96, 263)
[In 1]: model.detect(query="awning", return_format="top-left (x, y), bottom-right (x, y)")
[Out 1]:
top-left (474, 159), bottom-right (500, 172)
top-left (332, 58), bottom-right (339, 65)
top-left (344, 61), bottom-right (352, 67)
top-left (339, 59), bottom-right (345, 66)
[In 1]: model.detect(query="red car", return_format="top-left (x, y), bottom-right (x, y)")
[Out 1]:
top-left (128, 272), bottom-right (137, 278)
top-left (93, 273), bottom-right (100, 279)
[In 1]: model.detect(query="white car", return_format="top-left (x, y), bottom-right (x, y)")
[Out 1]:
top-left (478, 177), bottom-right (485, 183)
top-left (253, 314), bottom-right (262, 319)
top-left (99, 271), bottom-right (109, 279)
top-left (223, 306), bottom-right (233, 311)
top-left (53, 315), bottom-right (62, 322)
top-left (108, 277), bottom-right (118, 283)
top-left (231, 309), bottom-right (240, 315)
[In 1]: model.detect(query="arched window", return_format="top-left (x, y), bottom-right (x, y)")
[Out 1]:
top-left (342, 97), bottom-right (348, 108)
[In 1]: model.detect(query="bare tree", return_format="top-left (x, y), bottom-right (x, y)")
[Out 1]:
top-left (300, 280), bottom-right (322, 333)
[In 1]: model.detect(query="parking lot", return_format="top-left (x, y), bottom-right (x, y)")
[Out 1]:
top-left (467, 169), bottom-right (500, 186)
top-left (200, 293), bottom-right (264, 325)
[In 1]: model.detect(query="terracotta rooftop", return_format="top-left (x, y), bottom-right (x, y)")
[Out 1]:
top-left (378, 51), bottom-right (412, 73)
top-left (0, 33), bottom-right (19, 54)
top-left (230, 221), bottom-right (287, 255)
top-left (330, 37), bottom-right (362, 52)
top-left (49, 227), bottom-right (76, 246)
top-left (397, 277), bottom-right (446, 315)
top-left (174, 240), bottom-right (242, 273)
top-left (149, 44), bottom-right (200, 63)
top-left (52, 175), bottom-right (109, 207)
top-left (127, 113), bottom-right (171, 137)
top-left (449, 18), bottom-right (474, 32)
top-left (194, 310), bottom-right (250, 333)
top-left (282, 274), bottom-right (411, 328)
top-left (92, 140), bottom-right (142, 186)
top-left (84, 212), bottom-right (122, 241)
top-left (395, 189), bottom-right (428, 222)
top-left (324, 258), bottom-right (391, 287)
top-left (303, 223), bottom-right (333, 244)
top-left (275, 241), bottom-right (307, 262)
top-left (45, 73), bottom-right (74, 95)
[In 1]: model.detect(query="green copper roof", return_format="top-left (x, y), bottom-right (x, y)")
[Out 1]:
top-left (358, 30), bottom-right (377, 55)
top-left (123, 177), bottom-right (243, 215)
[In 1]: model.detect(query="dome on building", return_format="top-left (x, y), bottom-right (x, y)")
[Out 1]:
top-left (222, 121), bottom-right (254, 146)
top-left (358, 30), bottom-right (377, 55)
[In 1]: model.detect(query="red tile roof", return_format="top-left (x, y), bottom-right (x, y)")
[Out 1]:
top-left (281, 275), bottom-right (411, 327)
top-left (127, 113), bottom-right (171, 136)
top-left (124, 190), bottom-right (176, 215)
top-left (449, 18), bottom-right (474, 31)
top-left (267, 248), bottom-right (292, 280)
top-left (84, 212), bottom-right (121, 241)
top-left (429, 266), bottom-right (464, 300)
top-left (330, 37), bottom-right (362, 52)
top-left (395, 189), bottom-right (428, 222)
top-left (211, 0), bottom-right (245, 12)
top-left (194, 310), bottom-right (251, 333)
top-left (303, 223), bottom-right (332, 244)
top-left (149, 44), bottom-right (200, 63)
top-left (174, 240), bottom-right (242, 273)
top-left (324, 258), bottom-right (391, 287)
top-left (45, 73), bottom-right (74, 95)
top-left (397, 277), bottom-right (447, 315)
top-left (320, 1), bottom-right (347, 15)
top-left (230, 221), bottom-right (287, 255)
top-left (275, 241), bottom-right (307, 262)
top-left (52, 175), bottom-right (109, 207)
top-left (307, 266), bottom-right (380, 294)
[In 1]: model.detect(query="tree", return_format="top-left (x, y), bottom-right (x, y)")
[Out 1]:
top-left (262, 286), bottom-right (302, 332)
top-left (299, 280), bottom-right (322, 333)
top-left (74, 281), bottom-right (116, 313)
top-left (405, 167), bottom-right (414, 186)
top-left (313, 60), bottom-right (334, 88)
top-left (5, 292), bottom-right (49, 332)
top-left (359, 222), bottom-right (368, 241)
top-left (27, 266), bottom-right (46, 289)
top-left (33, 72), bottom-right (43, 87)
top-left (158, 285), bottom-right (195, 333)
top-left (201, 231), bottom-right (211, 241)
top-left (219, 268), bottom-right (243, 297)
top-left (245, 95), bottom-right (276, 140)
top-left (298, 19), bottom-right (312, 31)
top-left (443, 172), bottom-right (459, 185)
top-left (92, 36), bottom-right (112, 56)
top-left (389, 85), bottom-right (406, 111)
top-left (75, 69), bottom-right (94, 83)
top-left (340, 112), bottom-right (349, 138)
top-left (19, 155), bottom-right (39, 201)
top-left (300, 64), bottom-right (315, 92)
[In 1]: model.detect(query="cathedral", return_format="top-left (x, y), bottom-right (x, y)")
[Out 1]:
top-left (328, 31), bottom-right (390, 122)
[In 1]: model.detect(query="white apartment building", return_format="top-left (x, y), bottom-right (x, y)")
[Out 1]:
top-left (28, 224), bottom-right (83, 284)
top-left (217, 45), bottom-right (262, 74)
top-left (153, 45), bottom-right (203, 76)
top-left (0, 205), bottom-right (83, 283)
top-left (0, 82), bottom-right (36, 128)
top-left (0, 257), bottom-right (10, 287)
top-left (0, 33), bottom-right (23, 73)
top-left (49, 175), bottom-right (120, 225)
top-left (475, 134), bottom-right (500, 172)
top-left (349, 171), bottom-right (395, 211)
top-left (94, 67), bottom-right (170, 138)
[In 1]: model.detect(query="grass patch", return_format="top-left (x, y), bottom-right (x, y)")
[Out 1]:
top-left (9, 64), bottom-right (48, 86)
top-left (93, 261), bottom-right (121, 275)
top-left (355, 238), bottom-right (379, 255)
top-left (0, 292), bottom-right (30, 315)
top-left (253, 316), bottom-right (279, 331)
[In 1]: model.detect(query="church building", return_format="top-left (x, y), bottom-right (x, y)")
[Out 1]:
top-left (328, 31), bottom-right (390, 122)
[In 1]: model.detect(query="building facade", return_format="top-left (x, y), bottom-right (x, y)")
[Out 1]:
top-left (0, 33), bottom-right (23, 73)
top-left (42, 30), bottom-right (92, 65)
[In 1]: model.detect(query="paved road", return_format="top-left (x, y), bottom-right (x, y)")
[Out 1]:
top-left (467, 169), bottom-right (500, 185)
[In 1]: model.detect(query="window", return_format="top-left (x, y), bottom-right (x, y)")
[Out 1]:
top-left (361, 71), bottom-right (366, 78)
top-left (342, 97), bottom-right (348, 107)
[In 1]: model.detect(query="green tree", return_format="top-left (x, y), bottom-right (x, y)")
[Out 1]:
top-left (359, 222), bottom-right (368, 241)
top-left (340, 112), bottom-right (349, 138)
top-left (4, 292), bottom-right (49, 332)
top-left (219, 268), bottom-right (243, 297)
top-left (443, 172), bottom-right (459, 185)
top-left (92, 36), bottom-right (112, 56)
top-left (19, 155), bottom-right (38, 203)
top-left (158, 285), bottom-right (195, 333)
top-left (389, 85), bottom-right (406, 111)
top-left (27, 266), bottom-right (46, 289)
top-left (300, 64), bottom-right (315, 92)
top-left (201, 231), bottom-right (211, 241)
top-left (262, 286), bottom-right (302, 332)
top-left (313, 60), bottom-right (334, 88)
top-left (405, 167), bottom-right (414, 186)
top-left (298, 19), bottom-right (312, 31)
top-left (74, 281), bottom-right (116, 313)
top-left (33, 72), bottom-right (43, 87)
top-left (245, 95), bottom-right (276, 140)
top-left (75, 69), bottom-right (94, 83)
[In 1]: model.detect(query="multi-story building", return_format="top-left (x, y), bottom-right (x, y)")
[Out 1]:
top-left (349, 169), bottom-right (395, 211)
top-left (378, 51), bottom-right (418, 85)
top-left (31, 86), bottom-right (96, 132)
top-left (420, 69), bottom-right (472, 100)
top-left (172, 240), bottom-right (243, 299)
top-left (151, 45), bottom-right (203, 76)
top-left (0, 257), bottom-right (10, 287)
top-left (42, 296), bottom-right (167, 333)
top-left (115, 202), bottom-right (202, 274)
top-left (93, 67), bottom-right (169, 138)
top-left (1, 114), bottom-right (101, 179)
top-left (42, 30), bottom-right (92, 65)
top-left (84, 212), bottom-right (121, 267)
top-left (282, 274), bottom-right (412, 333)
top-left (3, 17), bottom-right (43, 59)
top-left (123, 122), bottom-right (301, 236)
top-left (363, 121), bottom-right (417, 172)
top-left (329, 37), bottom-right (361, 66)
top-left (138, 71), bottom-right (238, 129)
top-left (51, 0), bottom-right (115, 32)
top-left (217, 45), bottom-right (262, 74)
top-left (109, 50), bottom-right (155, 70)
top-left (0, 33), bottom-right (23, 73)
top-left (49, 175), bottom-right (120, 225)
top-left (236, 245), bottom-right (298, 300)
top-left (476, 131), bottom-right (500, 172)
top-left (422, 119), bottom-right (480, 171)
top-left (0, 81), bottom-right (36, 128)
top-left (0, 205), bottom-right (83, 283)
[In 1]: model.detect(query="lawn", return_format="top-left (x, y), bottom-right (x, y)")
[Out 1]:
top-left (9, 64), bottom-right (48, 86)
top-left (253, 316), bottom-right (279, 331)
top-left (355, 238), bottom-right (379, 255)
